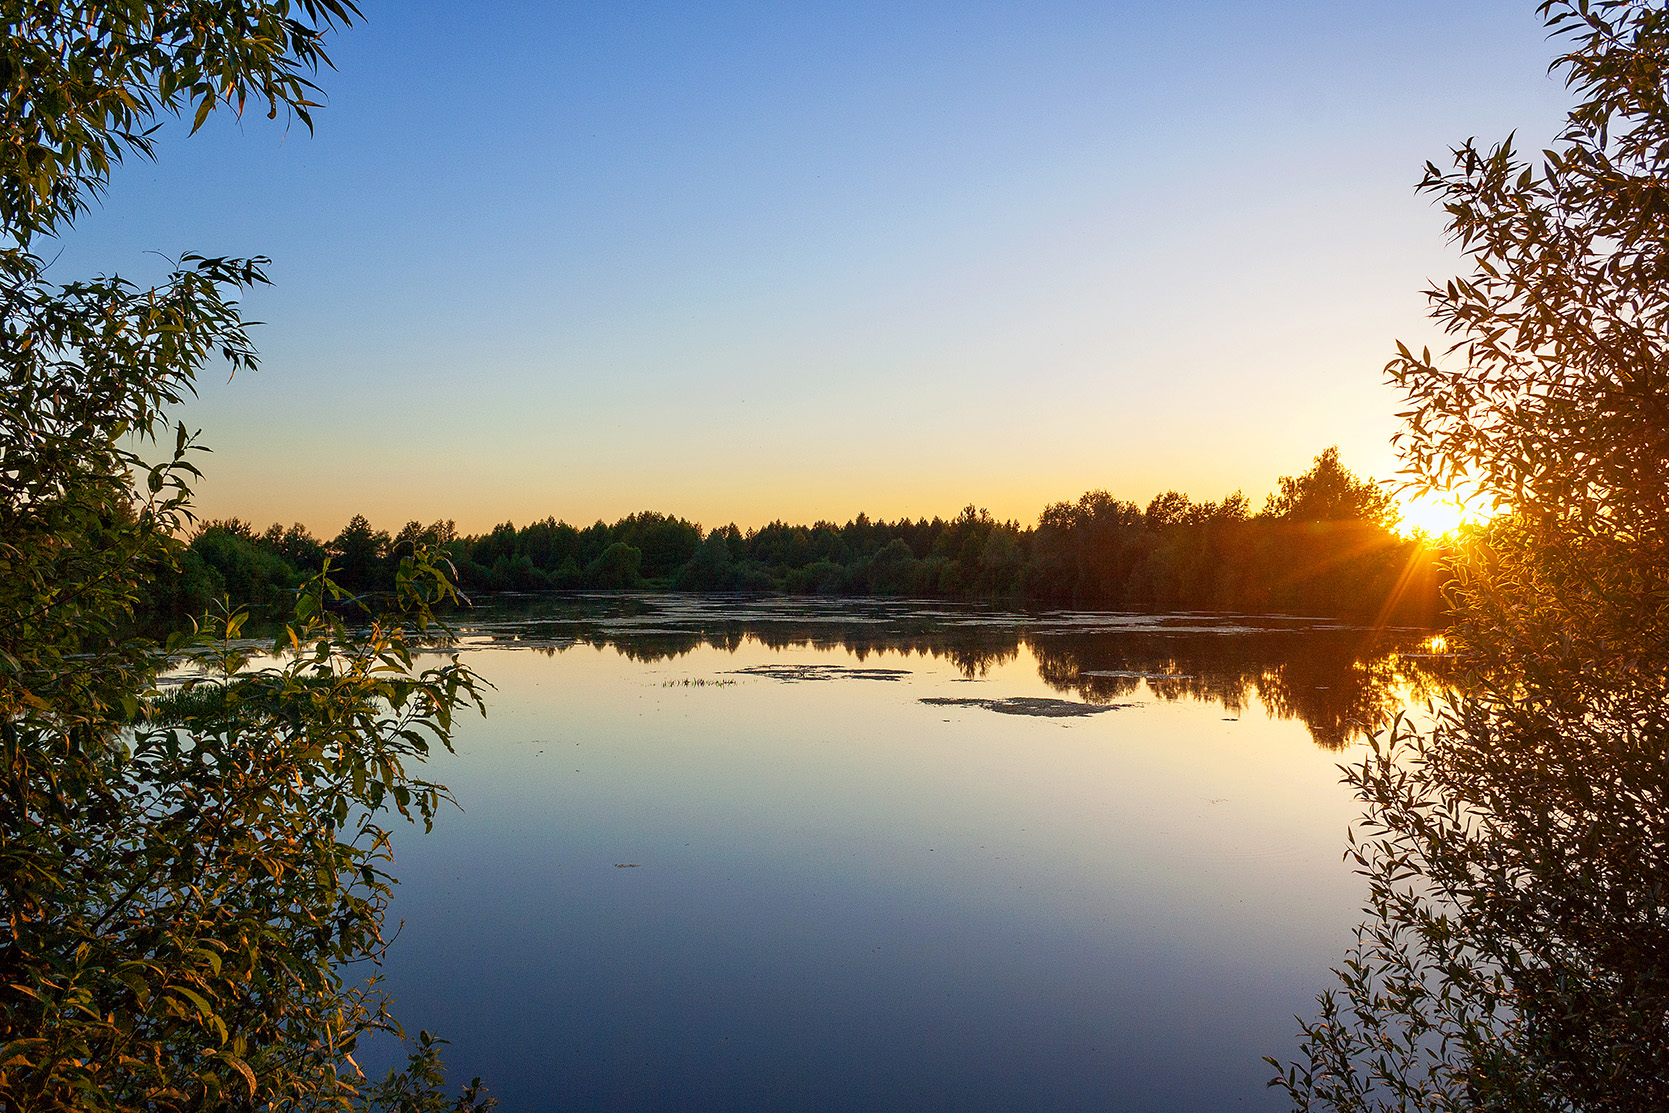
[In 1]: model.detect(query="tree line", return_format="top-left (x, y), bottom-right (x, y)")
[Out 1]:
top-left (151, 447), bottom-right (1445, 625)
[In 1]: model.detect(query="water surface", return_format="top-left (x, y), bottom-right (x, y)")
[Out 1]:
top-left (370, 596), bottom-right (1440, 1111)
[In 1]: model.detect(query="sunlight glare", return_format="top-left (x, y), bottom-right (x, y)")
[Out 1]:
top-left (1396, 493), bottom-right (1485, 539)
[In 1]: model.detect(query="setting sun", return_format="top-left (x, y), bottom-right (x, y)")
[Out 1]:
top-left (1396, 492), bottom-right (1488, 538)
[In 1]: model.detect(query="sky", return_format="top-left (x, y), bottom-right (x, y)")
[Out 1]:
top-left (60, 1), bottom-right (1572, 536)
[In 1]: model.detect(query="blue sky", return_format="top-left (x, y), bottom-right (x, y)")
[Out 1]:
top-left (64, 1), bottom-right (1570, 534)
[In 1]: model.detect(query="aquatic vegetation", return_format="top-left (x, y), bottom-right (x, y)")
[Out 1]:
top-left (731, 663), bottom-right (913, 682)
top-left (919, 696), bottom-right (1126, 718)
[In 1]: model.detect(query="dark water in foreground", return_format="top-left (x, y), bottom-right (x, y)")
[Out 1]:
top-left (368, 595), bottom-right (1444, 1112)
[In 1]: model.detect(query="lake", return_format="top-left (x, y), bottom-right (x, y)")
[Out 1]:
top-left (366, 595), bottom-right (1442, 1111)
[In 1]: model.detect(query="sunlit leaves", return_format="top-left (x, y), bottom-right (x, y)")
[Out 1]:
top-left (0, 2), bottom-right (495, 1108)
top-left (0, 0), bottom-right (361, 243)
top-left (2, 555), bottom-right (489, 1109)
top-left (0, 248), bottom-right (260, 721)
top-left (1389, 0), bottom-right (1669, 544)
top-left (1276, 2), bottom-right (1669, 1108)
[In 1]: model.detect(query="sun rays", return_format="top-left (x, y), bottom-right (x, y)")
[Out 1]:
top-left (1395, 492), bottom-right (1490, 539)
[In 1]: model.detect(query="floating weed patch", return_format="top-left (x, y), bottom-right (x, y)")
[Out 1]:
top-left (920, 696), bottom-right (1130, 718)
top-left (732, 664), bottom-right (912, 682)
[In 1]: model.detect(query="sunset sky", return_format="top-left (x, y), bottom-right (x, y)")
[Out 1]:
top-left (62, 0), bottom-right (1567, 536)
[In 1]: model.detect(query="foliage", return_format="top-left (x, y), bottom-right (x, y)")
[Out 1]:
top-left (1273, 2), bottom-right (1669, 1108)
top-left (154, 449), bottom-right (1442, 625)
top-left (1262, 447), bottom-right (1396, 527)
top-left (4, 566), bottom-right (486, 1109)
top-left (0, 0), bottom-right (361, 245)
top-left (327, 514), bottom-right (393, 597)
top-left (0, 1), bottom-right (494, 1108)
top-left (355, 1031), bottom-right (493, 1113)
top-left (1389, 2), bottom-right (1669, 547)
top-left (1271, 679), bottom-right (1669, 1111)
top-left (0, 246), bottom-right (258, 719)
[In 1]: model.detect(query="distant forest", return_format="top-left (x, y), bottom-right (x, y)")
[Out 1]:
top-left (147, 448), bottom-right (1446, 625)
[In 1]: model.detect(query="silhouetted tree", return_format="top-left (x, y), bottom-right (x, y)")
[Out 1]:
top-left (1263, 446), bottom-right (1397, 526)
top-left (327, 514), bottom-right (391, 595)
top-left (1273, 4), bottom-right (1669, 1108)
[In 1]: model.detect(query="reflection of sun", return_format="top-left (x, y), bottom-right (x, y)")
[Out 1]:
top-left (1396, 493), bottom-right (1486, 538)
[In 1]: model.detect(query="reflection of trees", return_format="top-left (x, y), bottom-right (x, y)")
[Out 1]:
top-left (585, 633), bottom-right (706, 662)
top-left (1033, 636), bottom-right (1255, 715)
top-left (1253, 649), bottom-right (1441, 750)
top-left (522, 623), bottom-right (1024, 675)
top-left (454, 599), bottom-right (1442, 747)
top-left (1031, 632), bottom-right (1443, 748)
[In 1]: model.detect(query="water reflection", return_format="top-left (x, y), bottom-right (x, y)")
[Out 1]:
top-left (365, 594), bottom-right (1453, 1113)
top-left (441, 593), bottom-right (1448, 748)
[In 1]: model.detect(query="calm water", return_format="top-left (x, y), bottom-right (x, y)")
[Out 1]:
top-left (367, 596), bottom-right (1441, 1112)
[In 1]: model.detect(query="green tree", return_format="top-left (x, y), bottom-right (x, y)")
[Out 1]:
top-left (1143, 489), bottom-right (1196, 528)
top-left (674, 529), bottom-right (736, 591)
top-left (328, 514), bottom-right (393, 597)
top-left (0, 3), bottom-right (493, 1108)
top-left (181, 519), bottom-right (306, 611)
top-left (584, 541), bottom-right (643, 589)
top-left (263, 521), bottom-right (328, 572)
top-left (1272, 3), bottom-right (1669, 1109)
top-left (1262, 447), bottom-right (1397, 527)
top-left (1389, 13), bottom-right (1669, 548)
